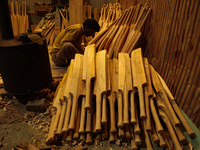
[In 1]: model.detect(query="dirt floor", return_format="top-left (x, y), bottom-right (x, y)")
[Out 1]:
top-left (0, 51), bottom-right (132, 150)
top-left (0, 87), bottom-right (134, 150)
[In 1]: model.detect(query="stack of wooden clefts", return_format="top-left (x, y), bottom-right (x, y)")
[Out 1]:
top-left (90, 3), bottom-right (151, 59)
top-left (46, 45), bottom-right (195, 149)
top-left (9, 1), bottom-right (29, 36)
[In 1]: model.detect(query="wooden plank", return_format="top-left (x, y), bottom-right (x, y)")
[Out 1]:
top-left (68, 54), bottom-right (84, 131)
top-left (131, 48), bottom-right (147, 119)
top-left (94, 50), bottom-right (107, 132)
top-left (83, 44), bottom-right (96, 110)
top-left (118, 53), bottom-right (133, 125)
top-left (10, 1), bottom-right (18, 36)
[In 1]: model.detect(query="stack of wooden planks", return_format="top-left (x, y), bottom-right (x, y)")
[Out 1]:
top-left (90, 3), bottom-right (151, 59)
top-left (120, 0), bottom-right (200, 129)
top-left (46, 46), bottom-right (195, 149)
top-left (9, 1), bottom-right (29, 36)
top-left (34, 2), bottom-right (93, 46)
top-left (98, 2), bottom-right (122, 30)
top-left (34, 7), bottom-right (69, 46)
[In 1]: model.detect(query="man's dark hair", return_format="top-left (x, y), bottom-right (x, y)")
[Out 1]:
top-left (83, 18), bottom-right (100, 32)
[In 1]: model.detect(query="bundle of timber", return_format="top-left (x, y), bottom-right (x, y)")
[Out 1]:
top-left (46, 45), bottom-right (195, 149)
top-left (9, 1), bottom-right (29, 36)
top-left (90, 3), bottom-right (151, 59)
top-left (98, 2), bottom-right (122, 30)
top-left (34, 7), bottom-right (69, 46)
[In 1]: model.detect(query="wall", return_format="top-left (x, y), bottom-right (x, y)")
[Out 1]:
top-left (120, 0), bottom-right (200, 128)
top-left (8, 0), bottom-right (116, 25)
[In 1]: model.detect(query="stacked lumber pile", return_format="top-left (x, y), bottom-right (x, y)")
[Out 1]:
top-left (46, 45), bottom-right (195, 149)
top-left (90, 3), bottom-right (151, 59)
top-left (98, 3), bottom-right (122, 30)
top-left (34, 7), bottom-right (69, 46)
top-left (9, 1), bottom-right (29, 36)
top-left (34, 3), bottom-right (93, 46)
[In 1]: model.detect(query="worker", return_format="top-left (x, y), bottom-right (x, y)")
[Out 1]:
top-left (50, 18), bottom-right (100, 66)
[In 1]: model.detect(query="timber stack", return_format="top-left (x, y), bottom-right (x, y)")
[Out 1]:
top-left (90, 3), bottom-right (151, 59)
top-left (46, 46), bottom-right (195, 149)
top-left (34, 2), bottom-right (93, 46)
top-left (9, 1), bottom-right (29, 36)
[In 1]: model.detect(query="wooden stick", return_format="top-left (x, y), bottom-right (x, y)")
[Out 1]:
top-left (118, 53), bottom-right (133, 125)
top-left (59, 9), bottom-right (68, 27)
top-left (83, 44), bottom-right (96, 111)
top-left (62, 60), bottom-right (75, 133)
top-left (130, 89), bottom-right (137, 125)
top-left (108, 60), bottom-right (117, 133)
top-left (135, 134), bottom-right (142, 146)
top-left (125, 125), bottom-right (131, 141)
top-left (102, 123), bottom-right (108, 140)
top-left (150, 65), bottom-right (181, 127)
top-left (46, 75), bottom-right (67, 144)
top-left (86, 110), bottom-right (92, 133)
top-left (73, 99), bottom-right (82, 140)
top-left (157, 72), bottom-right (195, 138)
top-left (94, 50), bottom-right (107, 130)
top-left (56, 67), bottom-right (71, 136)
top-left (130, 125), bottom-right (138, 150)
top-left (150, 121), bottom-right (159, 143)
top-left (117, 87), bottom-right (123, 128)
top-left (143, 58), bottom-right (153, 131)
top-left (134, 99), bottom-right (140, 135)
top-left (86, 133), bottom-right (93, 145)
top-left (118, 127), bottom-right (125, 139)
top-left (79, 97), bottom-right (86, 134)
top-left (66, 131), bottom-right (73, 144)
top-left (158, 108), bottom-right (183, 150)
top-left (141, 120), bottom-right (153, 150)
top-left (79, 134), bottom-right (85, 142)
top-left (157, 133), bottom-right (167, 149)
top-left (68, 54), bottom-right (84, 131)
top-left (150, 96), bottom-right (164, 134)
top-left (10, 2), bottom-right (18, 36)
top-left (131, 48), bottom-right (147, 119)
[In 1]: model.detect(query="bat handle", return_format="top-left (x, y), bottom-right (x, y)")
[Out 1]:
top-left (144, 86), bottom-right (151, 131)
top-left (62, 98), bottom-right (72, 133)
top-left (95, 94), bottom-right (102, 132)
top-left (56, 101), bottom-right (67, 135)
top-left (101, 94), bottom-right (107, 124)
top-left (118, 127), bottom-right (125, 139)
top-left (173, 104), bottom-right (195, 138)
top-left (138, 86), bottom-right (146, 119)
top-left (86, 110), bottom-right (92, 133)
top-left (68, 95), bottom-right (78, 131)
top-left (150, 98), bottom-right (164, 134)
top-left (130, 90), bottom-right (136, 124)
top-left (117, 92), bottom-right (123, 128)
top-left (85, 80), bottom-right (91, 110)
top-left (123, 90), bottom-right (129, 125)
top-left (163, 116), bottom-right (182, 150)
top-left (79, 97), bottom-right (86, 134)
top-left (110, 100), bottom-right (116, 133)
top-left (135, 134), bottom-right (142, 146)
